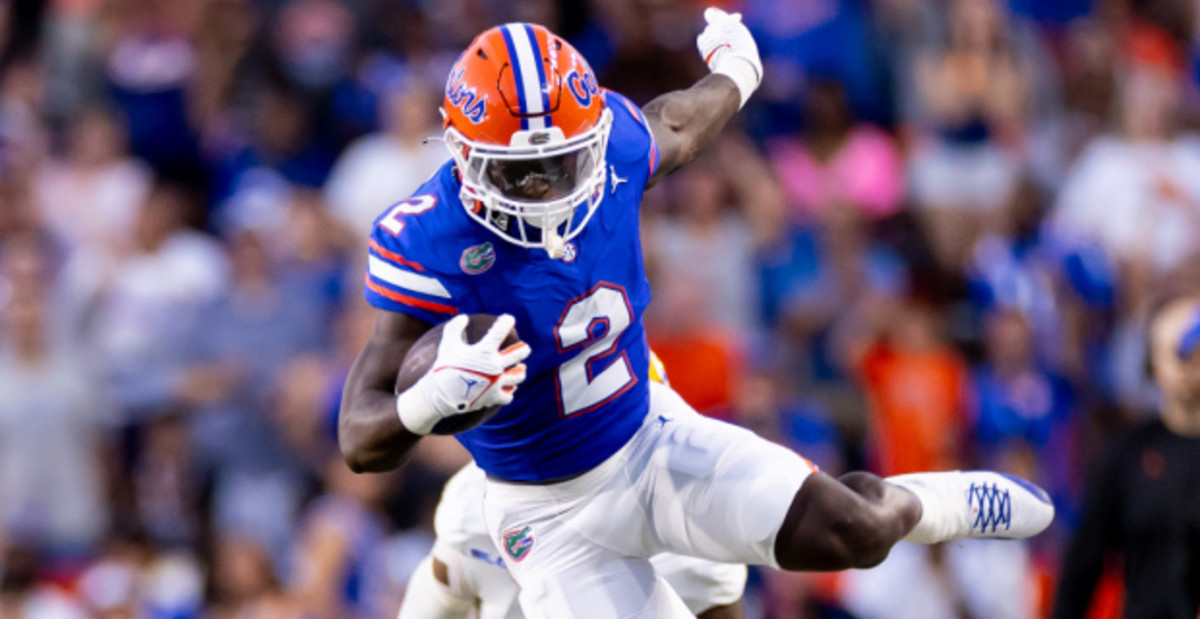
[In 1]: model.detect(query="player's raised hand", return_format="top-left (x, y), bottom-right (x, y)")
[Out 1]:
top-left (696, 7), bottom-right (762, 108)
top-left (396, 314), bottom-right (531, 435)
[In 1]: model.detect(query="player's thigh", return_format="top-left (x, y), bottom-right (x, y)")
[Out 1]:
top-left (644, 385), bottom-right (815, 566)
top-left (483, 476), bottom-right (684, 618)
top-left (650, 552), bottom-right (747, 616)
top-left (516, 554), bottom-right (693, 619)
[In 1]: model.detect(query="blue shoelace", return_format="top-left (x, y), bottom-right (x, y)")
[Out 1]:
top-left (969, 482), bottom-right (1012, 534)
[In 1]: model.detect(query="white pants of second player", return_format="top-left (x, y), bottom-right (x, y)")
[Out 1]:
top-left (483, 382), bottom-right (815, 618)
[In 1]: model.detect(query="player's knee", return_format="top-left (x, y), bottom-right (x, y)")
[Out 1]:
top-left (829, 507), bottom-right (896, 568)
top-left (774, 473), bottom-right (904, 570)
top-left (838, 471), bottom-right (887, 499)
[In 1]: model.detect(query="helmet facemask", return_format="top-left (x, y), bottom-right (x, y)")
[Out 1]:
top-left (446, 109), bottom-right (612, 258)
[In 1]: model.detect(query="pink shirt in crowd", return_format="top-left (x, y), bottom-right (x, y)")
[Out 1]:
top-left (769, 127), bottom-right (904, 223)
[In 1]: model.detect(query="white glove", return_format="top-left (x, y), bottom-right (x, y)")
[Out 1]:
top-left (696, 7), bottom-right (762, 108)
top-left (396, 314), bottom-right (531, 435)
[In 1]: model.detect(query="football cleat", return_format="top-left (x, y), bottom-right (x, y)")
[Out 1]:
top-left (889, 471), bottom-right (1055, 544)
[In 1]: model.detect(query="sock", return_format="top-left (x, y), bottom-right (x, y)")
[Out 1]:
top-left (886, 471), bottom-right (967, 544)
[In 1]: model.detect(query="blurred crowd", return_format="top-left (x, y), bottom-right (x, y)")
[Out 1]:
top-left (0, 0), bottom-right (1195, 616)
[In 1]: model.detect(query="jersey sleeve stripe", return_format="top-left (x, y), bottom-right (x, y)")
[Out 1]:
top-left (649, 136), bottom-right (660, 177)
top-left (367, 255), bottom-right (453, 299)
top-left (368, 239), bottom-right (426, 272)
top-left (365, 277), bottom-right (458, 315)
top-left (614, 94), bottom-right (660, 176)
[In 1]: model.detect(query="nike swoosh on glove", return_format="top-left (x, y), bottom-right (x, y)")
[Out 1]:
top-left (396, 314), bottom-right (531, 435)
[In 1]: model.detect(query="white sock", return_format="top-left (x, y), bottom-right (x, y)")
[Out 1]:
top-left (886, 471), bottom-right (968, 544)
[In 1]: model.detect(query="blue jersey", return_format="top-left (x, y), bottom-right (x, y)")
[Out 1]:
top-left (364, 91), bottom-right (660, 482)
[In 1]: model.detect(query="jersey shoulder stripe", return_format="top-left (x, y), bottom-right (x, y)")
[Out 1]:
top-left (367, 254), bottom-right (452, 299)
top-left (363, 162), bottom-right (473, 324)
top-left (364, 276), bottom-right (458, 316)
top-left (368, 238), bottom-right (426, 272)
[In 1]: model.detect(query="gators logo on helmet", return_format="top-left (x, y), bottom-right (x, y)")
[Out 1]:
top-left (441, 23), bottom-right (612, 258)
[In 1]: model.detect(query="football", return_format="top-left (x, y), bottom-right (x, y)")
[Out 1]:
top-left (395, 313), bottom-right (521, 435)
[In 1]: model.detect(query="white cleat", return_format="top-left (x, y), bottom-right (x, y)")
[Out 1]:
top-left (889, 471), bottom-right (1055, 544)
top-left (963, 471), bottom-right (1054, 539)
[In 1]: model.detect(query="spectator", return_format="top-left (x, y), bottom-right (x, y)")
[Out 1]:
top-left (647, 138), bottom-right (775, 340)
top-left (34, 105), bottom-right (152, 255)
top-left (744, 0), bottom-right (888, 129)
top-left (760, 192), bottom-right (908, 398)
top-left (206, 534), bottom-right (304, 619)
top-left (81, 182), bottom-right (228, 420)
top-left (186, 226), bottom-right (327, 564)
top-left (75, 532), bottom-right (204, 618)
top-left (0, 56), bottom-right (49, 175)
top-left (131, 413), bottom-right (203, 548)
top-left (101, 0), bottom-right (203, 180)
top-left (291, 457), bottom-right (391, 619)
top-left (908, 0), bottom-right (1030, 271)
top-left (1053, 292), bottom-right (1200, 618)
top-left (0, 242), bottom-right (110, 556)
top-left (733, 369), bottom-right (845, 475)
top-left (1053, 29), bottom-right (1200, 299)
top-left (966, 179), bottom-right (1069, 371)
top-left (324, 83), bottom-right (446, 237)
top-left (0, 546), bottom-right (87, 619)
top-left (769, 77), bottom-right (904, 226)
top-left (272, 0), bottom-right (356, 95)
top-left (970, 308), bottom-right (1078, 546)
top-left (212, 85), bottom-right (338, 209)
top-left (850, 301), bottom-right (969, 476)
top-left (645, 273), bottom-right (742, 420)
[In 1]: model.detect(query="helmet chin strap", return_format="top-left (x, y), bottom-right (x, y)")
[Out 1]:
top-left (545, 228), bottom-right (566, 259)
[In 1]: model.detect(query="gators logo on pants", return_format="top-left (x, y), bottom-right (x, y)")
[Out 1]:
top-left (503, 525), bottom-right (534, 562)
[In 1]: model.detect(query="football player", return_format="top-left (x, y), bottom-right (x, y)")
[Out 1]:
top-left (397, 358), bottom-right (747, 619)
top-left (340, 9), bottom-right (1055, 618)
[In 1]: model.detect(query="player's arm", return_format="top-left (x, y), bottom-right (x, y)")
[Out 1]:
top-left (338, 310), bottom-right (431, 473)
top-left (339, 311), bottom-right (530, 473)
top-left (644, 7), bottom-right (761, 186)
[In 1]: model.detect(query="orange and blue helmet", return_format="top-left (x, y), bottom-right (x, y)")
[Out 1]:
top-left (442, 23), bottom-right (611, 257)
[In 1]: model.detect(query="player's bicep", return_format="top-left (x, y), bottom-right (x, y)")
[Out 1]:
top-left (645, 109), bottom-right (686, 188)
top-left (643, 73), bottom-right (741, 186)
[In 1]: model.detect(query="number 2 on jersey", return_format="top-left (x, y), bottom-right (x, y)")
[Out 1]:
top-left (554, 283), bottom-right (636, 417)
top-left (379, 195), bottom-right (438, 236)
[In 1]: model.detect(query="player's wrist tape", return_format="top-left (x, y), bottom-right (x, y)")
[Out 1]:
top-left (713, 54), bottom-right (761, 108)
top-left (396, 379), bottom-right (442, 435)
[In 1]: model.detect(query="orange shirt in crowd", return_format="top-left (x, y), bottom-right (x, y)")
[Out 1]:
top-left (858, 341), bottom-right (968, 476)
top-left (648, 331), bottom-right (740, 421)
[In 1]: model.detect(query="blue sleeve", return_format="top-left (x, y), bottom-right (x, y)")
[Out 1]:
top-left (362, 193), bottom-right (463, 326)
top-left (604, 91), bottom-right (660, 188)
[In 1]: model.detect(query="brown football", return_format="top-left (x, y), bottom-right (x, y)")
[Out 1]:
top-left (395, 314), bottom-right (521, 435)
